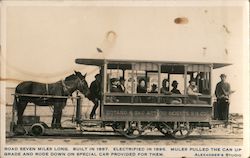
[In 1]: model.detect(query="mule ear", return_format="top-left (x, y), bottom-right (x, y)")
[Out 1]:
top-left (83, 73), bottom-right (87, 78)
top-left (74, 70), bottom-right (77, 74)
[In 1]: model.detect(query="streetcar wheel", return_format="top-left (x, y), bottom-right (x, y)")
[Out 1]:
top-left (158, 128), bottom-right (172, 137)
top-left (121, 128), bottom-right (142, 139)
top-left (171, 128), bottom-right (191, 139)
top-left (30, 123), bottom-right (45, 136)
top-left (112, 122), bottom-right (142, 139)
top-left (170, 122), bottom-right (192, 139)
top-left (157, 122), bottom-right (173, 137)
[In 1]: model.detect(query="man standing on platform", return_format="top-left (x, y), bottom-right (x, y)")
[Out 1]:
top-left (215, 74), bottom-right (231, 121)
top-left (89, 74), bottom-right (102, 119)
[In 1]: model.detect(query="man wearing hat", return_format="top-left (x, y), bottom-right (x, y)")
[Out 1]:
top-left (187, 78), bottom-right (202, 96)
top-left (186, 78), bottom-right (203, 104)
top-left (117, 77), bottom-right (126, 93)
top-left (169, 81), bottom-right (182, 104)
top-left (88, 74), bottom-right (102, 119)
top-left (171, 80), bottom-right (181, 94)
top-left (110, 78), bottom-right (120, 92)
top-left (215, 74), bottom-right (231, 121)
top-left (150, 84), bottom-right (158, 93)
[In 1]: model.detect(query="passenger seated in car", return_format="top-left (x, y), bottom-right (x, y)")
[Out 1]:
top-left (160, 79), bottom-right (172, 95)
top-left (187, 78), bottom-right (202, 96)
top-left (136, 78), bottom-right (147, 103)
top-left (148, 84), bottom-right (158, 103)
top-left (137, 78), bottom-right (147, 93)
top-left (117, 77), bottom-right (126, 93)
top-left (160, 79), bottom-right (172, 103)
top-left (186, 78), bottom-right (206, 104)
top-left (171, 80), bottom-right (181, 94)
top-left (150, 84), bottom-right (158, 93)
top-left (110, 78), bottom-right (120, 92)
top-left (170, 80), bottom-right (182, 104)
top-left (108, 78), bottom-right (121, 103)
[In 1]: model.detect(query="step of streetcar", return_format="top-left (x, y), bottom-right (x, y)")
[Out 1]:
top-left (80, 126), bottom-right (113, 132)
top-left (79, 119), bottom-right (103, 127)
top-left (211, 120), bottom-right (229, 124)
top-left (44, 128), bottom-right (82, 135)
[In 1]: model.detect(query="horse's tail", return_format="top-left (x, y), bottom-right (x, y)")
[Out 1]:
top-left (13, 94), bottom-right (17, 111)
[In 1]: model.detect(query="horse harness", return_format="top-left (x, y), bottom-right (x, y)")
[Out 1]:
top-left (42, 81), bottom-right (70, 102)
top-left (61, 80), bottom-right (72, 96)
top-left (41, 75), bottom-right (85, 103)
top-left (46, 84), bottom-right (49, 95)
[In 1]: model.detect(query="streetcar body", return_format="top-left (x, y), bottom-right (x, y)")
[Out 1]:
top-left (74, 58), bottom-right (230, 138)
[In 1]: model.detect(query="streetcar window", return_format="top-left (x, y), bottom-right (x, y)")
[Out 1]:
top-left (160, 65), bottom-right (185, 93)
top-left (106, 63), bottom-right (132, 93)
top-left (169, 74), bottom-right (185, 94)
top-left (105, 63), bottom-right (133, 103)
top-left (107, 69), bottom-right (123, 93)
top-left (186, 65), bottom-right (211, 95)
top-left (160, 65), bottom-right (185, 104)
top-left (133, 63), bottom-right (159, 94)
top-left (124, 70), bottom-right (136, 94)
top-left (186, 65), bottom-right (211, 104)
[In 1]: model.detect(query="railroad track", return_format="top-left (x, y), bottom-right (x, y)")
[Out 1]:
top-left (6, 133), bottom-right (243, 140)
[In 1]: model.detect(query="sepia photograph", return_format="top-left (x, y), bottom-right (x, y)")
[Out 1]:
top-left (0, 0), bottom-right (249, 158)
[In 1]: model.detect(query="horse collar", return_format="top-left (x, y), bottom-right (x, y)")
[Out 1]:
top-left (61, 80), bottom-right (71, 95)
top-left (46, 84), bottom-right (49, 95)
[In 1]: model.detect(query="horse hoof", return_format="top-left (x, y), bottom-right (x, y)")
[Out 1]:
top-left (14, 125), bottom-right (26, 135)
top-left (51, 124), bottom-right (62, 129)
top-left (51, 124), bottom-right (56, 129)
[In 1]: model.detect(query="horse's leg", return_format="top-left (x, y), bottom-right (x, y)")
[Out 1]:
top-left (56, 100), bottom-right (66, 128)
top-left (16, 101), bottom-right (27, 134)
top-left (17, 101), bottom-right (27, 125)
top-left (51, 104), bottom-right (57, 128)
top-left (52, 103), bottom-right (62, 129)
top-left (56, 107), bottom-right (63, 129)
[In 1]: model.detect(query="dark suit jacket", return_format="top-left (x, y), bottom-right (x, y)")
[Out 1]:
top-left (88, 80), bottom-right (101, 101)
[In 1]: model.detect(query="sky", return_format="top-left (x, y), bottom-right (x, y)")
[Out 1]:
top-left (0, 2), bottom-right (248, 113)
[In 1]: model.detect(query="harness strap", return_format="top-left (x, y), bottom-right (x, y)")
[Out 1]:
top-left (61, 80), bottom-right (70, 95)
top-left (46, 84), bottom-right (49, 95)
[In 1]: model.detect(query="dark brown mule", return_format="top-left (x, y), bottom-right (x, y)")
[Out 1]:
top-left (13, 71), bottom-right (89, 130)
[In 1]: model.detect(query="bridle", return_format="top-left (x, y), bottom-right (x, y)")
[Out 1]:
top-left (61, 74), bottom-right (87, 96)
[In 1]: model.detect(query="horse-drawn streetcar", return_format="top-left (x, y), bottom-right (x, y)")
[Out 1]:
top-left (11, 58), bottom-right (230, 139)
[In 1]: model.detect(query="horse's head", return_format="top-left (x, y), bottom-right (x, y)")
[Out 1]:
top-left (74, 70), bottom-right (90, 97)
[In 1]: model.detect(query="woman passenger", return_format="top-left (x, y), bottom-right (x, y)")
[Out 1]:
top-left (160, 79), bottom-right (171, 95)
top-left (137, 78), bottom-right (147, 93)
top-left (136, 78), bottom-right (147, 103)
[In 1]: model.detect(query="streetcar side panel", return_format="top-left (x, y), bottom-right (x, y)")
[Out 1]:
top-left (103, 104), bottom-right (212, 122)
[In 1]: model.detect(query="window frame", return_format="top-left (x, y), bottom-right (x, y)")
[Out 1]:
top-left (103, 61), bottom-right (212, 105)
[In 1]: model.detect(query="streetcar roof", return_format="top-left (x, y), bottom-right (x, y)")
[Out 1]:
top-left (75, 58), bottom-right (231, 69)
